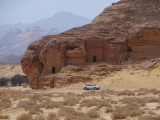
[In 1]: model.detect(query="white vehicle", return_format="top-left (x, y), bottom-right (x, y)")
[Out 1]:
top-left (83, 84), bottom-right (100, 90)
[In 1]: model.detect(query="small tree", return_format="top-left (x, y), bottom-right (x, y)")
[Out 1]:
top-left (0, 77), bottom-right (10, 86)
top-left (11, 74), bottom-right (29, 86)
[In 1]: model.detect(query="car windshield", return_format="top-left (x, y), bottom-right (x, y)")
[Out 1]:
top-left (85, 84), bottom-right (96, 86)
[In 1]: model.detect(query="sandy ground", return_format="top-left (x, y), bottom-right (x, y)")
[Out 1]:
top-left (0, 63), bottom-right (160, 91)
top-left (98, 66), bottom-right (160, 90)
top-left (56, 65), bottom-right (160, 91)
top-left (1, 63), bottom-right (160, 120)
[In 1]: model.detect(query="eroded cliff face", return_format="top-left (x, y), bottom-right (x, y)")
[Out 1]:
top-left (21, 0), bottom-right (160, 89)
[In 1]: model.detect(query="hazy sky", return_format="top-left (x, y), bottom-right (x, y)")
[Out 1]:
top-left (0, 0), bottom-right (120, 25)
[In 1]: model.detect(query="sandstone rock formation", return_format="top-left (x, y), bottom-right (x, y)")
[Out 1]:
top-left (21, 0), bottom-right (160, 89)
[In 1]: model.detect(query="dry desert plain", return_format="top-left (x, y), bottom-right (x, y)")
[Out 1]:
top-left (0, 62), bottom-right (160, 120)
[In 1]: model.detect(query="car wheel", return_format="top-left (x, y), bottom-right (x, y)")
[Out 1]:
top-left (84, 87), bottom-right (88, 90)
top-left (94, 87), bottom-right (97, 90)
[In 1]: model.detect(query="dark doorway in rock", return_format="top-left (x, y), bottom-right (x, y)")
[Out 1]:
top-left (93, 56), bottom-right (96, 62)
top-left (52, 67), bottom-right (55, 73)
top-left (127, 47), bottom-right (132, 52)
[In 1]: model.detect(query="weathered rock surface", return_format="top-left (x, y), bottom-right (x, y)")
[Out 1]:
top-left (21, 0), bottom-right (160, 89)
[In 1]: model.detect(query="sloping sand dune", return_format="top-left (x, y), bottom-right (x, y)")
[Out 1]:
top-left (98, 66), bottom-right (160, 90)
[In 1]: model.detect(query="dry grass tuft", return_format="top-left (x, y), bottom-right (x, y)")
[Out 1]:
top-left (58, 107), bottom-right (86, 120)
top-left (147, 110), bottom-right (156, 115)
top-left (17, 100), bottom-right (36, 110)
top-left (87, 109), bottom-right (100, 118)
top-left (40, 99), bottom-right (62, 109)
top-left (47, 112), bottom-right (60, 120)
top-left (58, 107), bottom-right (76, 116)
top-left (136, 88), bottom-right (150, 93)
top-left (0, 97), bottom-right (12, 108)
top-left (117, 90), bottom-right (135, 96)
top-left (30, 94), bottom-right (42, 101)
top-left (16, 114), bottom-right (32, 120)
top-left (97, 99), bottom-right (113, 109)
top-left (139, 115), bottom-right (160, 120)
top-left (0, 115), bottom-right (9, 119)
top-left (120, 96), bottom-right (160, 106)
top-left (33, 115), bottom-right (46, 120)
top-left (28, 105), bottom-right (42, 115)
top-left (80, 98), bottom-right (99, 107)
top-left (149, 89), bottom-right (160, 95)
top-left (105, 106), bottom-right (113, 113)
top-left (112, 104), bottom-right (144, 120)
top-left (63, 96), bottom-right (80, 106)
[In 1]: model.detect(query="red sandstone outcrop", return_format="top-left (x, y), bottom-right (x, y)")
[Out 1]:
top-left (21, 0), bottom-right (160, 89)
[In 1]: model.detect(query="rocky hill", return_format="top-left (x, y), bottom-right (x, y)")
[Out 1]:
top-left (22, 0), bottom-right (160, 89)
top-left (0, 26), bottom-right (59, 56)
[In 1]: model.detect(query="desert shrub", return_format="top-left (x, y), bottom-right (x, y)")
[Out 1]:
top-left (41, 100), bottom-right (61, 109)
top-left (65, 115), bottom-right (79, 120)
top-left (0, 115), bottom-right (9, 119)
top-left (0, 97), bottom-right (12, 108)
top-left (0, 77), bottom-right (10, 86)
top-left (120, 97), bottom-right (143, 104)
top-left (16, 113), bottom-right (32, 120)
top-left (137, 92), bottom-right (146, 96)
top-left (149, 89), bottom-right (160, 95)
top-left (105, 106), bottom-right (113, 113)
top-left (58, 107), bottom-right (76, 116)
top-left (59, 107), bottom-right (85, 119)
top-left (47, 112), bottom-right (60, 120)
top-left (30, 94), bottom-right (42, 101)
top-left (142, 97), bottom-right (160, 103)
top-left (100, 118), bottom-right (107, 120)
top-left (17, 100), bottom-right (36, 110)
top-left (112, 104), bottom-right (144, 120)
top-left (33, 115), bottom-right (46, 120)
top-left (136, 88), bottom-right (150, 93)
top-left (87, 109), bottom-right (100, 118)
top-left (139, 115), bottom-right (160, 120)
top-left (63, 96), bottom-right (80, 106)
top-left (147, 110), bottom-right (156, 115)
top-left (117, 90), bottom-right (135, 96)
top-left (65, 114), bottom-right (89, 120)
top-left (120, 96), bottom-right (160, 106)
top-left (28, 105), bottom-right (42, 115)
top-left (97, 99), bottom-right (114, 108)
top-left (105, 89), bottom-right (118, 95)
top-left (76, 115), bottom-right (91, 120)
top-left (11, 74), bottom-right (29, 86)
top-left (80, 98), bottom-right (100, 107)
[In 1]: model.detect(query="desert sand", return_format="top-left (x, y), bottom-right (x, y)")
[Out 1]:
top-left (0, 62), bottom-right (160, 90)
top-left (1, 63), bottom-right (160, 120)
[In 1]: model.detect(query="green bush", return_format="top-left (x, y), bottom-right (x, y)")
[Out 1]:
top-left (0, 77), bottom-right (10, 86)
top-left (11, 74), bottom-right (29, 86)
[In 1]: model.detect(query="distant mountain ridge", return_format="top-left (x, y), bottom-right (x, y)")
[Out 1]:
top-left (0, 12), bottom-right (91, 63)
top-left (0, 12), bottom-right (92, 36)
top-left (0, 26), bottom-right (60, 56)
